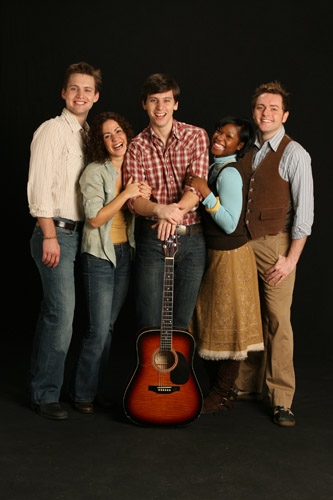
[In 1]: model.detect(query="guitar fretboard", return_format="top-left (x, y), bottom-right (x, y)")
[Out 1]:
top-left (161, 255), bottom-right (174, 351)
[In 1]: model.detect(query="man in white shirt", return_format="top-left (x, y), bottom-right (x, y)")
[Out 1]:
top-left (27, 61), bottom-right (101, 419)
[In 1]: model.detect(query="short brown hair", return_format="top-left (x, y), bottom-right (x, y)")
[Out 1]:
top-left (141, 73), bottom-right (180, 103)
top-left (62, 61), bottom-right (102, 93)
top-left (252, 81), bottom-right (290, 112)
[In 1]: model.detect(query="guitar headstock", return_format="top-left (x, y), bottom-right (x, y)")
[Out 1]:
top-left (162, 235), bottom-right (178, 257)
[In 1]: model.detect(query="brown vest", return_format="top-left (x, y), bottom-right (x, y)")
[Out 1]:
top-left (200, 162), bottom-right (248, 251)
top-left (240, 135), bottom-right (292, 239)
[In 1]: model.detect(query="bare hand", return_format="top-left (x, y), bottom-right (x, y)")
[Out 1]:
top-left (186, 172), bottom-right (210, 197)
top-left (124, 180), bottom-right (143, 198)
top-left (156, 203), bottom-right (184, 225)
top-left (42, 239), bottom-right (60, 268)
top-left (265, 254), bottom-right (295, 286)
top-left (139, 180), bottom-right (152, 200)
top-left (125, 177), bottom-right (151, 200)
top-left (151, 219), bottom-right (177, 241)
top-left (123, 176), bottom-right (147, 199)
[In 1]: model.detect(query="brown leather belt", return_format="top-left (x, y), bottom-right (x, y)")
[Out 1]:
top-left (53, 219), bottom-right (83, 231)
top-left (142, 219), bottom-right (202, 236)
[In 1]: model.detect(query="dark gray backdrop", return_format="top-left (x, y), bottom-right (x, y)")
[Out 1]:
top-left (2, 1), bottom-right (331, 369)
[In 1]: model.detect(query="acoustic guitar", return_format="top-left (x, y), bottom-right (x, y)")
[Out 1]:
top-left (123, 235), bottom-right (203, 427)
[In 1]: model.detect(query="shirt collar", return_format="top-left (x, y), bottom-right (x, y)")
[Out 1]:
top-left (149, 119), bottom-right (181, 141)
top-left (255, 125), bottom-right (285, 152)
top-left (62, 107), bottom-right (87, 134)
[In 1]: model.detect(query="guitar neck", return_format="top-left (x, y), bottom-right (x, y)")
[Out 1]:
top-left (160, 255), bottom-right (174, 351)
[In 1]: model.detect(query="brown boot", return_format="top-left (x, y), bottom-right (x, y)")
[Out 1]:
top-left (201, 359), bottom-right (240, 414)
top-left (202, 387), bottom-right (233, 413)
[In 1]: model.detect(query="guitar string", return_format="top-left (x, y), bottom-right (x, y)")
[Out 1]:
top-left (159, 238), bottom-right (176, 389)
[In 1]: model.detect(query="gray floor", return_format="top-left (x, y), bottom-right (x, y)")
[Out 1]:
top-left (1, 309), bottom-right (332, 500)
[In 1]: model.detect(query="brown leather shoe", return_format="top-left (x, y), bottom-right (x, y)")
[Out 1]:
top-left (74, 401), bottom-right (94, 414)
top-left (31, 402), bottom-right (69, 420)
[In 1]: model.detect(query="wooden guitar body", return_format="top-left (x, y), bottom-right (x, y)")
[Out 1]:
top-left (123, 327), bottom-right (202, 427)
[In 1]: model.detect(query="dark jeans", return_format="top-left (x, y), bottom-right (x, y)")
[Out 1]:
top-left (73, 244), bottom-right (132, 402)
top-left (134, 222), bottom-right (206, 332)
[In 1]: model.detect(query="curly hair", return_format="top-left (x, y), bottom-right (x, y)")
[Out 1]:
top-left (85, 111), bottom-right (135, 164)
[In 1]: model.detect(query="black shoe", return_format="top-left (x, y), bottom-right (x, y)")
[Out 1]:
top-left (273, 406), bottom-right (295, 427)
top-left (31, 402), bottom-right (69, 420)
top-left (74, 401), bottom-right (94, 414)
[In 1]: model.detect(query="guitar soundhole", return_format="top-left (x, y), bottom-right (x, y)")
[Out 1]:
top-left (152, 349), bottom-right (177, 373)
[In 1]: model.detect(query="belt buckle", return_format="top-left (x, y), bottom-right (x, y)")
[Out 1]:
top-left (176, 225), bottom-right (187, 236)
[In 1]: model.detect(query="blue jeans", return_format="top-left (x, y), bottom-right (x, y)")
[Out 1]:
top-left (73, 243), bottom-right (132, 402)
top-left (134, 223), bottom-right (206, 332)
top-left (29, 222), bottom-right (81, 404)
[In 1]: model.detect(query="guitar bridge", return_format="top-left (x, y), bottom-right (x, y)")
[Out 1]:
top-left (148, 385), bottom-right (180, 393)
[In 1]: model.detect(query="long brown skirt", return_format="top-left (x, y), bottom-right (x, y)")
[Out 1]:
top-left (189, 242), bottom-right (264, 361)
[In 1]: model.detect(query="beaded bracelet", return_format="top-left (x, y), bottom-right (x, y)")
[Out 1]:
top-left (43, 236), bottom-right (58, 239)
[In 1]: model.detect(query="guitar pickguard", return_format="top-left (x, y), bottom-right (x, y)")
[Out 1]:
top-left (170, 351), bottom-right (190, 384)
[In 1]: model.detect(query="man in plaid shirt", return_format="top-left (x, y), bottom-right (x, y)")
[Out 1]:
top-left (123, 73), bottom-right (209, 332)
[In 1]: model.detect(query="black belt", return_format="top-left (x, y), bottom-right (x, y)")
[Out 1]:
top-left (53, 219), bottom-right (83, 231)
top-left (175, 224), bottom-right (202, 235)
top-left (142, 219), bottom-right (202, 236)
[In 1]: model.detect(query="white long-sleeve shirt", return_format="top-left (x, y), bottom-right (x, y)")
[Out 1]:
top-left (27, 108), bottom-right (87, 222)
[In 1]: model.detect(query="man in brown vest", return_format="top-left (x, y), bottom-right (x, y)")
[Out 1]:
top-left (232, 81), bottom-right (314, 427)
